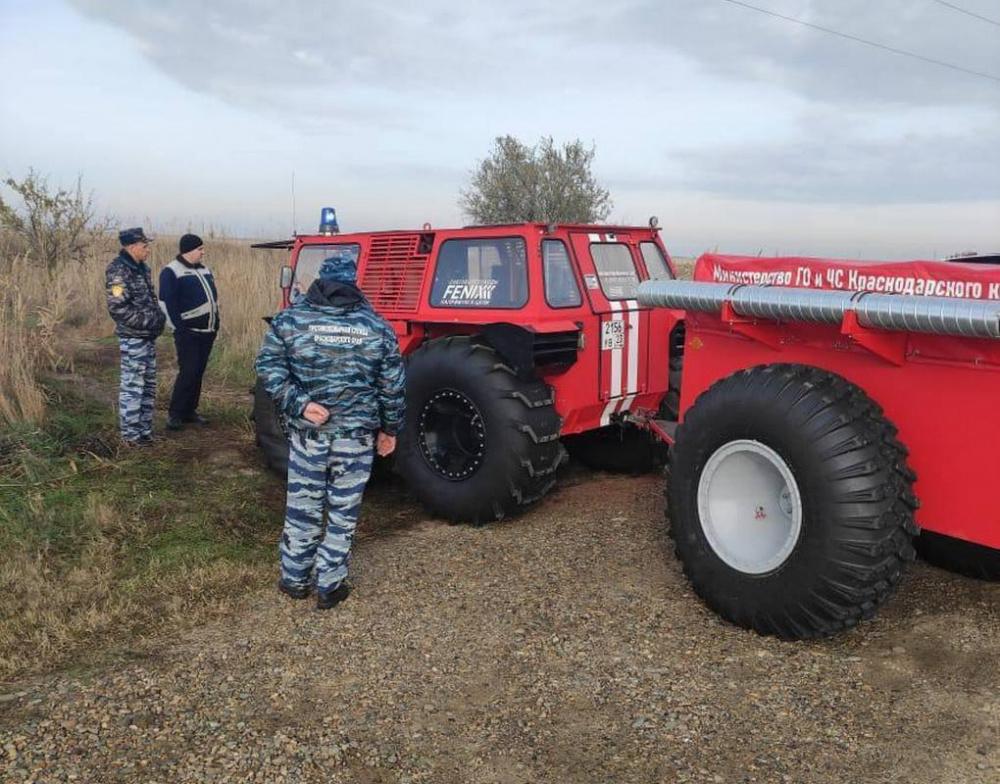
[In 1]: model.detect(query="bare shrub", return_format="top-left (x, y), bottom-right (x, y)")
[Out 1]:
top-left (0, 170), bottom-right (114, 273)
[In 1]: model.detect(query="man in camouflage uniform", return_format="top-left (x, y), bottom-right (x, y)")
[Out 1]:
top-left (105, 228), bottom-right (166, 446)
top-left (255, 249), bottom-right (405, 610)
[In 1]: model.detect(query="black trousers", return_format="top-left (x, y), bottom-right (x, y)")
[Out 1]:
top-left (169, 331), bottom-right (216, 419)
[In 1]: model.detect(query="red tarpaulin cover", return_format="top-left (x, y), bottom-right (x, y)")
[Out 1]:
top-left (693, 254), bottom-right (1000, 301)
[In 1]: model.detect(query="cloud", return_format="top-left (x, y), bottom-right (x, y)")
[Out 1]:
top-left (61, 0), bottom-right (1000, 209)
top-left (72, 0), bottom-right (1000, 112)
top-left (620, 0), bottom-right (1000, 108)
top-left (68, 1), bottom-right (559, 102)
top-left (674, 124), bottom-right (1000, 202)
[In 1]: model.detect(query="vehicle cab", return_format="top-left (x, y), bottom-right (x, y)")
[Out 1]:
top-left (264, 215), bottom-right (685, 437)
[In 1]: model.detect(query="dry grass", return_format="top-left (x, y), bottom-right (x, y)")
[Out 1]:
top-left (0, 232), bottom-right (284, 425)
top-left (0, 544), bottom-right (266, 678)
top-left (0, 273), bottom-right (46, 424)
top-left (673, 257), bottom-right (695, 280)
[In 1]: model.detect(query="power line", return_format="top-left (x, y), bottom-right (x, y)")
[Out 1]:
top-left (928, 0), bottom-right (1000, 28)
top-left (717, 0), bottom-right (1000, 84)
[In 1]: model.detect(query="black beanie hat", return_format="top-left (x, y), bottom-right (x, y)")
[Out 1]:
top-left (179, 233), bottom-right (203, 255)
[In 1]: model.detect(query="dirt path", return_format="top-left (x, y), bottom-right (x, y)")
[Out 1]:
top-left (2, 468), bottom-right (998, 783)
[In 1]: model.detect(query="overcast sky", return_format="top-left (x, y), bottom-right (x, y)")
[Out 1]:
top-left (1, 0), bottom-right (998, 257)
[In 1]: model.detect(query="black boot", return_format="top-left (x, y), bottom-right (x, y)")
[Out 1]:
top-left (316, 583), bottom-right (351, 610)
top-left (278, 579), bottom-right (310, 600)
top-left (184, 413), bottom-right (209, 425)
top-left (166, 415), bottom-right (184, 431)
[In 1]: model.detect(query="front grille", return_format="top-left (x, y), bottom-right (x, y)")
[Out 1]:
top-left (359, 233), bottom-right (432, 313)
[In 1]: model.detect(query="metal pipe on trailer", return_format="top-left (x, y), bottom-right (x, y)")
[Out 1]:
top-left (636, 280), bottom-right (1000, 340)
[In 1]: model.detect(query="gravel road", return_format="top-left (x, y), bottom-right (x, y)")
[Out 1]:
top-left (2, 470), bottom-right (998, 783)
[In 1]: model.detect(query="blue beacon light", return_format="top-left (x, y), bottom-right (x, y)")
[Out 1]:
top-left (319, 207), bottom-right (340, 235)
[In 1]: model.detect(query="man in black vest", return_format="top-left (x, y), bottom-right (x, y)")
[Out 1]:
top-left (158, 234), bottom-right (220, 430)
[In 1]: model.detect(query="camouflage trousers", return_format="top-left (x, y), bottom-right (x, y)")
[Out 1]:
top-left (280, 428), bottom-right (375, 595)
top-left (118, 337), bottom-right (157, 442)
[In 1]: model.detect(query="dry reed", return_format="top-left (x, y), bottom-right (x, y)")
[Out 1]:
top-left (0, 233), bottom-right (285, 425)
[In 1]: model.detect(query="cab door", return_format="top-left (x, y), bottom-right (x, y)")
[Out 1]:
top-left (568, 231), bottom-right (648, 426)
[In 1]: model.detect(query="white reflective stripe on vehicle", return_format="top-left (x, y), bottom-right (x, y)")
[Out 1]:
top-left (609, 301), bottom-right (622, 399)
top-left (626, 304), bottom-right (639, 394)
top-left (601, 300), bottom-right (627, 427)
top-left (600, 392), bottom-right (637, 427)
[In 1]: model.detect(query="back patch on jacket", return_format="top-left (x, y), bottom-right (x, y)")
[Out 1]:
top-left (310, 324), bottom-right (371, 346)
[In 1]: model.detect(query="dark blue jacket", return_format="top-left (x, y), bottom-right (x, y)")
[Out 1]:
top-left (255, 279), bottom-right (406, 435)
top-left (105, 251), bottom-right (166, 339)
top-left (158, 256), bottom-right (220, 334)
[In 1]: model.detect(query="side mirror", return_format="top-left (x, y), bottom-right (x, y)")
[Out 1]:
top-left (279, 266), bottom-right (293, 289)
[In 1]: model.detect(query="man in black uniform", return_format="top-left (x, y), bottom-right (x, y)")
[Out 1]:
top-left (158, 233), bottom-right (220, 430)
top-left (105, 227), bottom-right (166, 445)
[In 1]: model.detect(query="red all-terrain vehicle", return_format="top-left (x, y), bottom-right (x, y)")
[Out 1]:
top-left (254, 216), bottom-right (1000, 638)
top-left (253, 216), bottom-right (684, 523)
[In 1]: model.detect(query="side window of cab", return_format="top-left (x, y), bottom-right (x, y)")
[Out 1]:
top-left (430, 237), bottom-right (528, 308)
top-left (639, 241), bottom-right (674, 280)
top-left (542, 239), bottom-right (582, 308)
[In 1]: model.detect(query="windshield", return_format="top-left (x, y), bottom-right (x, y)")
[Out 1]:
top-left (291, 244), bottom-right (362, 299)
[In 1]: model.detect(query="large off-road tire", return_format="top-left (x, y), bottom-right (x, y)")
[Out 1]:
top-left (667, 364), bottom-right (918, 639)
top-left (396, 336), bottom-right (567, 524)
top-left (914, 532), bottom-right (1000, 581)
top-left (253, 377), bottom-right (288, 476)
top-left (565, 425), bottom-right (667, 474)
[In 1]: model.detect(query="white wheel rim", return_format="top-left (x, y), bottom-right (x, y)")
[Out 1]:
top-left (697, 440), bottom-right (802, 575)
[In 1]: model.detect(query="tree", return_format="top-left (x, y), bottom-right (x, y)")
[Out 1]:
top-left (459, 136), bottom-right (613, 225)
top-left (0, 170), bottom-right (109, 272)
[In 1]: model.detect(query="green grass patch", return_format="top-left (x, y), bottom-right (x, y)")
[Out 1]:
top-left (0, 380), bottom-right (281, 679)
top-left (209, 348), bottom-right (257, 389)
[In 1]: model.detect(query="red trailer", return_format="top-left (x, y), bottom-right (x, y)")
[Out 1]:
top-left (638, 253), bottom-right (1000, 638)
